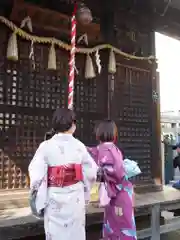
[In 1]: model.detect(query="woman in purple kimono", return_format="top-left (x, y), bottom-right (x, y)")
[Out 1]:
top-left (88, 120), bottom-right (136, 240)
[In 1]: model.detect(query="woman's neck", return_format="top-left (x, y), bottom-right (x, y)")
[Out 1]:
top-left (100, 141), bottom-right (113, 145)
top-left (58, 131), bottom-right (72, 134)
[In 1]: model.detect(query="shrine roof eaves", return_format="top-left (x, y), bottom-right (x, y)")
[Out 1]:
top-left (164, 0), bottom-right (180, 10)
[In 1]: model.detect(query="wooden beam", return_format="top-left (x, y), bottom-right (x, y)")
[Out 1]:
top-left (155, 4), bottom-right (180, 34)
top-left (99, 0), bottom-right (117, 119)
top-left (0, 0), bottom-right (13, 17)
top-left (10, 0), bottom-right (102, 44)
top-left (100, 0), bottom-right (117, 43)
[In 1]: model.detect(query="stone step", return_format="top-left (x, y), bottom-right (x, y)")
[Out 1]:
top-left (0, 189), bottom-right (29, 210)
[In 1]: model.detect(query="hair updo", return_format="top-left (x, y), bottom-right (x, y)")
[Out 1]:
top-left (44, 108), bottom-right (76, 140)
top-left (52, 108), bottom-right (76, 133)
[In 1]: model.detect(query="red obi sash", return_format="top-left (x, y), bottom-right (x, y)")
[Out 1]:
top-left (48, 164), bottom-right (83, 187)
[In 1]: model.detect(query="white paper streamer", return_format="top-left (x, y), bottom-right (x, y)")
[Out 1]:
top-left (20, 16), bottom-right (32, 32)
top-left (77, 33), bottom-right (88, 46)
top-left (95, 50), bottom-right (101, 74)
top-left (20, 16), bottom-right (35, 69)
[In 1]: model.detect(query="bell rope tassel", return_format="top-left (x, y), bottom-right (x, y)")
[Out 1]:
top-left (7, 32), bottom-right (18, 61)
top-left (108, 49), bottom-right (116, 74)
top-left (85, 54), bottom-right (95, 79)
top-left (48, 44), bottom-right (56, 70)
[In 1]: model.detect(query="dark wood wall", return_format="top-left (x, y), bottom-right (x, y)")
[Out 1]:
top-left (100, 0), bottom-right (162, 191)
top-left (0, 0), bottom-right (162, 191)
top-left (0, 11), bottom-right (106, 189)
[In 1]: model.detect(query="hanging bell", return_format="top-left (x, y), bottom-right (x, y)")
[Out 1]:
top-left (108, 49), bottom-right (116, 74)
top-left (85, 54), bottom-right (96, 79)
top-left (7, 32), bottom-right (18, 61)
top-left (48, 44), bottom-right (56, 70)
top-left (76, 3), bottom-right (93, 25)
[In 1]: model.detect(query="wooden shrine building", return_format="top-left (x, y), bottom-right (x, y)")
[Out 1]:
top-left (0, 0), bottom-right (179, 192)
top-left (2, 1), bottom-right (180, 239)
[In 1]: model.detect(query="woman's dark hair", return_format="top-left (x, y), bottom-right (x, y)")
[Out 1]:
top-left (95, 120), bottom-right (118, 142)
top-left (52, 108), bottom-right (76, 133)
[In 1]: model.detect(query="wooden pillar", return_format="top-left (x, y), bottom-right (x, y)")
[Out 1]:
top-left (150, 31), bottom-right (163, 190)
top-left (151, 204), bottom-right (160, 240)
top-left (100, 0), bottom-right (117, 119)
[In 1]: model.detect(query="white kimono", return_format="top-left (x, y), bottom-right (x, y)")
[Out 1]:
top-left (28, 133), bottom-right (98, 240)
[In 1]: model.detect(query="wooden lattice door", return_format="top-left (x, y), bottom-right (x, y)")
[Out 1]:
top-left (74, 53), bottom-right (107, 145)
top-left (111, 56), bottom-right (154, 187)
top-left (0, 26), bottom-right (68, 189)
top-left (0, 25), bottom-right (107, 189)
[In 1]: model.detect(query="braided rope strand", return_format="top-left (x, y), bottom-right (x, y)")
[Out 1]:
top-left (0, 16), bottom-right (155, 61)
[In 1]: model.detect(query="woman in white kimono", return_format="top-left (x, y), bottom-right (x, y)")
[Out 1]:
top-left (28, 108), bottom-right (98, 240)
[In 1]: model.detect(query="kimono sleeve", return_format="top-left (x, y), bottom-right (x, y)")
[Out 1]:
top-left (81, 147), bottom-right (98, 203)
top-left (87, 146), bottom-right (99, 164)
top-left (110, 145), bottom-right (125, 182)
top-left (100, 145), bottom-right (125, 182)
top-left (82, 146), bottom-right (98, 184)
top-left (28, 141), bottom-right (48, 190)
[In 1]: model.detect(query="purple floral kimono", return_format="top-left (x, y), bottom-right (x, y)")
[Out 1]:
top-left (88, 142), bottom-right (136, 240)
